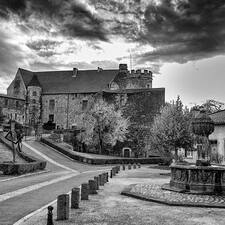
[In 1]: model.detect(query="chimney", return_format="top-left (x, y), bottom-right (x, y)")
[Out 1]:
top-left (72, 68), bottom-right (78, 77)
top-left (97, 67), bottom-right (103, 72)
top-left (119, 64), bottom-right (128, 71)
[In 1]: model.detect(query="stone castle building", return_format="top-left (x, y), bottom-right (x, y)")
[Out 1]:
top-left (1, 64), bottom-right (165, 129)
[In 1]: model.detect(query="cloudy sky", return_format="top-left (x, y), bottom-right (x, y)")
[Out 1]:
top-left (0, 0), bottom-right (225, 106)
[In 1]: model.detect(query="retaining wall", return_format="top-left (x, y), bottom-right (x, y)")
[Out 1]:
top-left (41, 137), bottom-right (165, 165)
top-left (0, 134), bottom-right (47, 175)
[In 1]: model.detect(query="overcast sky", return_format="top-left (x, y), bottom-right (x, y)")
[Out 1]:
top-left (0, 0), bottom-right (225, 106)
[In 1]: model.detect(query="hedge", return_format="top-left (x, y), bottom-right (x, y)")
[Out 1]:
top-left (41, 137), bottom-right (166, 165)
top-left (0, 134), bottom-right (47, 175)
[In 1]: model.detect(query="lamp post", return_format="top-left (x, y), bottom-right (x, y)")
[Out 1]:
top-left (191, 108), bottom-right (214, 166)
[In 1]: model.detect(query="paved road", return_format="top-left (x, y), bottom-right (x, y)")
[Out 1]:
top-left (0, 141), bottom-right (111, 225)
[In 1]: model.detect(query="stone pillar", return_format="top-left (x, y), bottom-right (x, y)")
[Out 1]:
top-left (99, 174), bottom-right (104, 186)
top-left (94, 176), bottom-right (99, 190)
top-left (89, 179), bottom-right (97, 194)
top-left (81, 183), bottom-right (89, 200)
top-left (57, 194), bottom-right (69, 220)
top-left (71, 187), bottom-right (80, 209)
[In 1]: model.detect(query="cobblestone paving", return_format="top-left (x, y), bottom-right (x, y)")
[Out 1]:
top-left (130, 183), bottom-right (225, 207)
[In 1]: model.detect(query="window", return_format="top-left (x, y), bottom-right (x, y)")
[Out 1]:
top-left (4, 99), bottom-right (8, 107)
top-left (49, 99), bottom-right (55, 110)
top-left (82, 100), bottom-right (88, 110)
top-left (186, 150), bottom-right (193, 158)
top-left (49, 114), bottom-right (54, 122)
top-left (33, 91), bottom-right (37, 96)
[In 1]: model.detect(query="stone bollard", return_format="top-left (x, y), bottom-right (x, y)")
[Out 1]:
top-left (138, 163), bottom-right (141, 168)
top-left (81, 183), bottom-right (89, 200)
top-left (94, 176), bottom-right (99, 190)
top-left (133, 163), bottom-right (136, 169)
top-left (71, 187), bottom-right (80, 209)
top-left (113, 167), bottom-right (116, 176)
top-left (47, 205), bottom-right (54, 225)
top-left (57, 194), bottom-right (69, 220)
top-left (99, 174), bottom-right (104, 186)
top-left (128, 164), bottom-right (131, 170)
top-left (106, 172), bottom-right (109, 182)
top-left (89, 179), bottom-right (97, 194)
top-left (110, 169), bottom-right (113, 178)
top-left (122, 164), bottom-right (126, 170)
top-left (102, 173), bottom-right (106, 184)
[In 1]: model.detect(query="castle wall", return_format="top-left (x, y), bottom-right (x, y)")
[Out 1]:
top-left (41, 93), bottom-right (95, 129)
top-left (7, 70), bottom-right (26, 99)
top-left (0, 95), bottom-right (25, 124)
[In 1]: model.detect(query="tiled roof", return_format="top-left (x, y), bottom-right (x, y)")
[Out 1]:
top-left (27, 74), bottom-right (42, 87)
top-left (103, 88), bottom-right (165, 94)
top-left (0, 93), bottom-right (25, 101)
top-left (19, 68), bottom-right (118, 94)
top-left (210, 110), bottom-right (225, 125)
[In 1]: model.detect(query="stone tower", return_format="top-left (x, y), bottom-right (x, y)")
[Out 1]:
top-left (26, 74), bottom-right (42, 126)
top-left (109, 64), bottom-right (153, 90)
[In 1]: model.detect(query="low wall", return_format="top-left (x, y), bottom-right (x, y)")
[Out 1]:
top-left (41, 138), bottom-right (165, 165)
top-left (0, 134), bottom-right (47, 175)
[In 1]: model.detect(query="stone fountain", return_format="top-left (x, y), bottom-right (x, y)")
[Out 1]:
top-left (165, 109), bottom-right (225, 195)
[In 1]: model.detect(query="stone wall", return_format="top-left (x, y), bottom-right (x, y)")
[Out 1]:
top-left (0, 95), bottom-right (25, 124)
top-left (41, 93), bottom-right (95, 129)
top-left (7, 70), bottom-right (26, 99)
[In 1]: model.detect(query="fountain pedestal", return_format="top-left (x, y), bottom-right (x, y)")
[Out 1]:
top-left (167, 164), bottom-right (225, 194)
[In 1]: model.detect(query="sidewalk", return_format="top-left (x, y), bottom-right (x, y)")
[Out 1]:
top-left (20, 167), bottom-right (225, 225)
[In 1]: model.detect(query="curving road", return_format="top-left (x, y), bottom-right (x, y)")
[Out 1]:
top-left (0, 141), bottom-right (111, 225)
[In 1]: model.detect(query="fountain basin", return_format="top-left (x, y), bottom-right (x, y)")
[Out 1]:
top-left (164, 163), bottom-right (225, 194)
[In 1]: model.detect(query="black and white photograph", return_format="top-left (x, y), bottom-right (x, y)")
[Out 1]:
top-left (0, 0), bottom-right (225, 224)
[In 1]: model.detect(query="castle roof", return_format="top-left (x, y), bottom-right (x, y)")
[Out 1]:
top-left (27, 74), bottom-right (42, 87)
top-left (19, 68), bottom-right (118, 94)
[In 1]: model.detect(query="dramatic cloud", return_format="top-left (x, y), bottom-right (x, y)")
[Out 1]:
top-left (137, 0), bottom-right (225, 63)
top-left (0, 0), bottom-right (108, 41)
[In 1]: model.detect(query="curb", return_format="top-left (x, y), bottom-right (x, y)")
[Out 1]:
top-left (0, 169), bottom-right (50, 183)
top-left (121, 185), bottom-right (225, 208)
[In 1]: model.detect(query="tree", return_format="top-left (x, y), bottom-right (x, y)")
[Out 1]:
top-left (149, 96), bottom-right (194, 160)
top-left (76, 99), bottom-right (129, 154)
top-left (193, 99), bottom-right (225, 114)
top-left (122, 92), bottom-right (163, 156)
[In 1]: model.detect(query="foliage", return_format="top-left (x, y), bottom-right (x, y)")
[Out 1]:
top-left (149, 96), bottom-right (194, 159)
top-left (122, 92), bottom-right (162, 156)
top-left (76, 99), bottom-right (129, 153)
top-left (192, 99), bottom-right (225, 114)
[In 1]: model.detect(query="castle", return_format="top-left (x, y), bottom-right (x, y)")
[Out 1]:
top-left (0, 64), bottom-right (165, 129)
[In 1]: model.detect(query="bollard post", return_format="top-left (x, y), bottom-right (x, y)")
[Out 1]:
top-left (94, 176), bottom-right (99, 190)
top-left (99, 174), bottom-right (104, 186)
top-left (89, 179), bottom-right (97, 194)
top-left (110, 169), bottom-right (113, 178)
top-left (106, 172), bottom-right (109, 182)
top-left (122, 164), bottom-right (125, 170)
top-left (71, 187), bottom-right (80, 209)
top-left (81, 183), bottom-right (89, 200)
top-left (47, 205), bottom-right (54, 225)
top-left (133, 163), bottom-right (136, 169)
top-left (57, 194), bottom-right (69, 220)
top-left (128, 163), bottom-right (131, 170)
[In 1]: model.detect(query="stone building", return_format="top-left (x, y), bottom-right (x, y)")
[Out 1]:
top-left (5, 64), bottom-right (165, 129)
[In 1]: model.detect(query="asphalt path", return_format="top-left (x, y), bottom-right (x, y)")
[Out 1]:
top-left (0, 141), bottom-right (111, 225)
